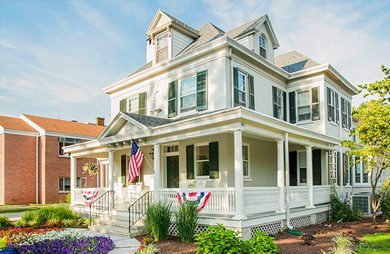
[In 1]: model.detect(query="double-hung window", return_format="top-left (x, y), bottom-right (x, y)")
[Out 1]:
top-left (119, 92), bottom-right (147, 115)
top-left (233, 67), bottom-right (255, 109)
top-left (59, 137), bottom-right (81, 156)
top-left (243, 144), bottom-right (250, 178)
top-left (355, 157), bottom-right (361, 183)
top-left (195, 144), bottom-right (209, 177)
top-left (272, 87), bottom-right (286, 121)
top-left (259, 35), bottom-right (266, 58)
top-left (156, 33), bottom-right (168, 63)
top-left (59, 177), bottom-right (85, 192)
top-left (289, 87), bottom-right (319, 123)
top-left (298, 151), bottom-right (307, 184)
top-left (168, 71), bottom-right (207, 118)
top-left (327, 87), bottom-right (339, 124)
top-left (186, 142), bottom-right (219, 180)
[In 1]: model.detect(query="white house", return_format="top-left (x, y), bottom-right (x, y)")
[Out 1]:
top-left (64, 10), bottom-right (379, 239)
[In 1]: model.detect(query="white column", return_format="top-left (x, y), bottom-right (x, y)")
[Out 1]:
top-left (108, 150), bottom-right (115, 206)
top-left (277, 139), bottom-right (285, 212)
top-left (100, 163), bottom-right (105, 188)
top-left (306, 145), bottom-right (314, 208)
top-left (153, 144), bottom-right (161, 203)
top-left (70, 155), bottom-right (77, 206)
top-left (233, 128), bottom-right (247, 220)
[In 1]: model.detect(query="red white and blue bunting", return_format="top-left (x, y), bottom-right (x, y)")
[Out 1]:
top-left (81, 190), bottom-right (98, 206)
top-left (177, 191), bottom-right (211, 211)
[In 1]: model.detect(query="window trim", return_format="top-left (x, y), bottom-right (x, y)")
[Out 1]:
top-left (233, 67), bottom-right (254, 109)
top-left (179, 75), bottom-right (197, 113)
top-left (273, 87), bottom-right (284, 120)
top-left (296, 89), bottom-right (311, 122)
top-left (259, 34), bottom-right (266, 58)
top-left (194, 142), bottom-right (210, 179)
top-left (156, 33), bottom-right (169, 63)
top-left (297, 151), bottom-right (307, 185)
top-left (59, 137), bottom-right (81, 156)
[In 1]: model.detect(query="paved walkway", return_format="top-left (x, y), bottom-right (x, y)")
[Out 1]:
top-left (2, 212), bottom-right (141, 254)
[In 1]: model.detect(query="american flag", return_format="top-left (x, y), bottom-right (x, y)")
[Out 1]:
top-left (128, 139), bottom-right (144, 183)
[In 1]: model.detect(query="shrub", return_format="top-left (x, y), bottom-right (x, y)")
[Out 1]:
top-left (66, 193), bottom-right (71, 204)
top-left (144, 201), bottom-right (172, 241)
top-left (330, 194), bottom-right (361, 222)
top-left (244, 230), bottom-right (279, 253)
top-left (175, 201), bottom-right (199, 242)
top-left (0, 215), bottom-right (13, 229)
top-left (380, 191), bottom-right (390, 220)
top-left (195, 224), bottom-right (244, 254)
top-left (19, 205), bottom-right (80, 227)
top-left (322, 234), bottom-right (356, 254)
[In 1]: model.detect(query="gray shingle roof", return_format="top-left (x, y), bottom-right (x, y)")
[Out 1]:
top-left (123, 113), bottom-right (173, 127)
top-left (275, 50), bottom-right (320, 73)
top-left (226, 15), bottom-right (266, 39)
top-left (178, 22), bottom-right (226, 55)
top-left (128, 61), bottom-right (153, 77)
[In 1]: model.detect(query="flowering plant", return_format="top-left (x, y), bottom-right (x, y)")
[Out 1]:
top-left (82, 162), bottom-right (99, 176)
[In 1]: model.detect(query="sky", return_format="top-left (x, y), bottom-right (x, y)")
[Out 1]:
top-left (0, 0), bottom-right (389, 124)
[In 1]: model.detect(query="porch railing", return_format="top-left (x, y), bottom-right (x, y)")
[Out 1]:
top-left (289, 186), bottom-right (309, 208)
top-left (243, 187), bottom-right (280, 214)
top-left (313, 185), bottom-right (331, 204)
top-left (159, 188), bottom-right (236, 214)
top-left (128, 191), bottom-right (153, 232)
top-left (90, 190), bottom-right (114, 219)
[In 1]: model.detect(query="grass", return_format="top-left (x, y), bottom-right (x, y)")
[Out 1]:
top-left (0, 204), bottom-right (64, 214)
top-left (356, 233), bottom-right (390, 254)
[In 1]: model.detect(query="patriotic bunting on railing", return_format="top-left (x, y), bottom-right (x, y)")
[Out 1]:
top-left (177, 191), bottom-right (211, 211)
top-left (81, 190), bottom-right (98, 206)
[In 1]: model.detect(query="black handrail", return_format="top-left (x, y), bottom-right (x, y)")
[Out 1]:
top-left (88, 190), bottom-right (114, 224)
top-left (128, 191), bottom-right (153, 232)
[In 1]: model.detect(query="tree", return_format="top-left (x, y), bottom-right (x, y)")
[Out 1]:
top-left (342, 65), bottom-right (390, 223)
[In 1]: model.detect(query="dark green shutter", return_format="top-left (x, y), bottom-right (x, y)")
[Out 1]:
top-left (348, 101), bottom-right (352, 129)
top-left (186, 145), bottom-right (194, 180)
top-left (248, 74), bottom-right (255, 110)
top-left (337, 152), bottom-right (341, 185)
top-left (233, 67), bottom-right (239, 107)
top-left (312, 149), bottom-right (321, 185)
top-left (196, 70), bottom-right (207, 111)
top-left (119, 99), bottom-right (126, 112)
top-left (289, 151), bottom-right (297, 186)
top-left (209, 142), bottom-right (219, 179)
top-left (289, 91), bottom-right (296, 124)
top-left (335, 93), bottom-right (339, 124)
top-left (312, 87), bottom-right (319, 121)
top-left (341, 97), bottom-right (345, 128)
top-left (283, 91), bottom-right (287, 121)
top-left (168, 81), bottom-right (177, 118)
top-left (272, 86), bottom-right (278, 118)
top-left (343, 153), bottom-right (348, 186)
top-left (121, 155), bottom-right (126, 186)
top-left (327, 88), bottom-right (332, 121)
top-left (139, 92), bottom-right (146, 115)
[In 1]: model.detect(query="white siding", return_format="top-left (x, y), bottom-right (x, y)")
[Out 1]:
top-left (237, 36), bottom-right (249, 48)
top-left (172, 30), bottom-right (193, 57)
top-left (156, 14), bottom-right (171, 27)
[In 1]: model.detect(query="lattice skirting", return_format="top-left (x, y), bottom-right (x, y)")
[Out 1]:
top-left (316, 211), bottom-right (329, 224)
top-left (168, 223), bottom-right (209, 236)
top-left (250, 222), bottom-right (283, 237)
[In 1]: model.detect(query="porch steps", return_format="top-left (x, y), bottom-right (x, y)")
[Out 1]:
top-left (88, 213), bottom-right (147, 238)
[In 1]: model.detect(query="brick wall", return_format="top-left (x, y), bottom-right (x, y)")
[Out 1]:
top-left (3, 133), bottom-right (37, 205)
top-left (42, 136), bottom-right (98, 204)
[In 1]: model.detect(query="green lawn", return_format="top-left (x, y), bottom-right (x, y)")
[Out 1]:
top-left (356, 233), bottom-right (390, 254)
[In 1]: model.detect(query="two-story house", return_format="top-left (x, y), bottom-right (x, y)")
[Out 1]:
top-left (64, 10), bottom-right (363, 238)
top-left (0, 114), bottom-right (105, 205)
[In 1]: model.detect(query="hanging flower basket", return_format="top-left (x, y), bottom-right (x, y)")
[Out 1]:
top-left (82, 162), bottom-right (99, 176)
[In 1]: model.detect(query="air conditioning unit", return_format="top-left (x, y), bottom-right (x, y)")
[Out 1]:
top-left (352, 192), bottom-right (372, 217)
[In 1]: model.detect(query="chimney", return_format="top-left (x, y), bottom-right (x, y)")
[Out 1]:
top-left (96, 117), bottom-right (105, 126)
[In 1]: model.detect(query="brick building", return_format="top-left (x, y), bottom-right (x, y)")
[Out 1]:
top-left (0, 114), bottom-right (106, 205)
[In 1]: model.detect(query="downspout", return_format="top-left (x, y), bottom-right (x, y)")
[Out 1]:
top-left (35, 133), bottom-right (39, 204)
top-left (285, 132), bottom-right (293, 230)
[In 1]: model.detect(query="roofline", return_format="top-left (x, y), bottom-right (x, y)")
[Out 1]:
top-left (0, 128), bottom-right (38, 136)
top-left (103, 35), bottom-right (290, 94)
top-left (289, 63), bottom-right (358, 95)
top-left (20, 114), bottom-right (45, 135)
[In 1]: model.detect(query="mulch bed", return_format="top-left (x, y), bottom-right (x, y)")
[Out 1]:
top-left (136, 217), bottom-right (389, 254)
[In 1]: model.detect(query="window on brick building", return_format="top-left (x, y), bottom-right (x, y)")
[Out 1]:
top-left (59, 137), bottom-right (81, 156)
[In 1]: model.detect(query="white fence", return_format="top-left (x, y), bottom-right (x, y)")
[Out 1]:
top-left (313, 185), bottom-right (331, 204)
top-left (243, 187), bottom-right (281, 214)
top-left (289, 186), bottom-right (309, 208)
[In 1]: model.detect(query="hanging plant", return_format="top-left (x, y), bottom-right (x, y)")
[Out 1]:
top-left (82, 162), bottom-right (99, 176)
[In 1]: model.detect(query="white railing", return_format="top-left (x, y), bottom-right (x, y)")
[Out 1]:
top-left (289, 186), bottom-right (309, 208)
top-left (159, 188), bottom-right (236, 214)
top-left (313, 185), bottom-right (331, 204)
top-left (74, 188), bottom-right (109, 205)
top-left (243, 187), bottom-right (281, 214)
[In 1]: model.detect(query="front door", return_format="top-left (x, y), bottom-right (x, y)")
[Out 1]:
top-left (167, 156), bottom-right (179, 188)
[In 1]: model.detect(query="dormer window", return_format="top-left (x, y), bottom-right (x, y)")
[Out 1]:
top-left (259, 35), bottom-right (266, 58)
top-left (156, 33), bottom-right (168, 63)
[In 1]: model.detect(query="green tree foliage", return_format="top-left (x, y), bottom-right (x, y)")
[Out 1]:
top-left (342, 65), bottom-right (390, 223)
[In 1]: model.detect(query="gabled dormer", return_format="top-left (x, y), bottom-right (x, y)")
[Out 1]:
top-left (226, 14), bottom-right (279, 63)
top-left (146, 10), bottom-right (200, 66)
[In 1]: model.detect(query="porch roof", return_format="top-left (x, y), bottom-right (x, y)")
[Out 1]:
top-left (63, 107), bottom-right (340, 157)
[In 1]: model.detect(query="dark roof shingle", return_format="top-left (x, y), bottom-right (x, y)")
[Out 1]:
top-left (275, 50), bottom-right (320, 73)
